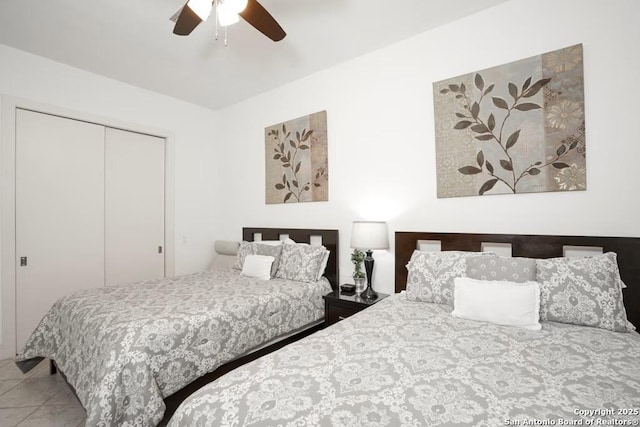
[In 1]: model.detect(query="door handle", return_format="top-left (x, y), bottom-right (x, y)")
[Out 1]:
top-left (20, 257), bottom-right (27, 266)
top-left (158, 246), bottom-right (163, 254)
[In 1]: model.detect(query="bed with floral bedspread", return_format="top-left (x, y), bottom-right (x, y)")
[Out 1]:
top-left (168, 293), bottom-right (640, 426)
top-left (16, 269), bottom-right (331, 426)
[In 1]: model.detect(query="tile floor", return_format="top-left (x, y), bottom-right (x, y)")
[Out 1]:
top-left (0, 358), bottom-right (85, 427)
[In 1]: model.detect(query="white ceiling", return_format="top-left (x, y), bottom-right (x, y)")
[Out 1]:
top-left (0, 0), bottom-right (508, 110)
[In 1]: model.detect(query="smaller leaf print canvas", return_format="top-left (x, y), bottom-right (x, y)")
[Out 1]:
top-left (265, 110), bottom-right (328, 204)
top-left (433, 44), bottom-right (586, 198)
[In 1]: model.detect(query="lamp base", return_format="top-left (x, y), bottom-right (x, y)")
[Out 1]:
top-left (359, 285), bottom-right (378, 300)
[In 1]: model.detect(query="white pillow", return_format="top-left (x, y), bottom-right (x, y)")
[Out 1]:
top-left (241, 255), bottom-right (274, 280)
top-left (452, 277), bottom-right (541, 330)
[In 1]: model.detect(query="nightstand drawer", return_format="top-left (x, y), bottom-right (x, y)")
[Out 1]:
top-left (326, 304), bottom-right (363, 326)
top-left (323, 290), bottom-right (389, 328)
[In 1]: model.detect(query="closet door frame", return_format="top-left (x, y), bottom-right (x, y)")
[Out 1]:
top-left (0, 96), bottom-right (175, 359)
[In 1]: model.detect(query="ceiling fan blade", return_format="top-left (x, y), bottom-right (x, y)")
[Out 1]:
top-left (239, 0), bottom-right (286, 42)
top-left (172, 3), bottom-right (203, 36)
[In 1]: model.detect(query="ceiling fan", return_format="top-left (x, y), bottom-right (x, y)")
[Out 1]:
top-left (171, 0), bottom-right (286, 43)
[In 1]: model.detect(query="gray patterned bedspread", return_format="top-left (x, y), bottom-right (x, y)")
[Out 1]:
top-left (16, 269), bottom-right (331, 426)
top-left (169, 293), bottom-right (640, 426)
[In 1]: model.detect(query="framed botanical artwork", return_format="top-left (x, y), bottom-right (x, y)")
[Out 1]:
top-left (265, 110), bottom-right (328, 204)
top-left (433, 44), bottom-right (586, 198)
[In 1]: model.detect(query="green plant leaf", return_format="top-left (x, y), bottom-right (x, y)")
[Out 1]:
top-left (475, 73), bottom-right (484, 91)
top-left (477, 150), bottom-right (484, 167)
top-left (471, 102), bottom-right (480, 119)
top-left (514, 103), bottom-right (541, 111)
top-left (299, 145), bottom-right (310, 150)
top-left (280, 142), bottom-right (284, 151)
top-left (314, 183), bottom-right (321, 187)
top-left (509, 82), bottom-right (518, 100)
top-left (289, 140), bottom-right (296, 148)
top-left (293, 180), bottom-right (299, 188)
top-left (284, 192), bottom-right (292, 202)
top-left (440, 88), bottom-right (450, 94)
top-left (286, 181), bottom-right (291, 189)
top-left (488, 113), bottom-right (495, 131)
top-left (569, 141), bottom-right (578, 150)
top-left (282, 174), bottom-right (286, 184)
top-left (275, 183), bottom-right (285, 190)
top-left (449, 84), bottom-right (460, 92)
top-left (529, 168), bottom-right (541, 175)
top-left (295, 162), bottom-right (301, 173)
top-left (454, 120), bottom-right (473, 129)
top-left (553, 162), bottom-right (570, 169)
top-left (282, 124), bottom-right (286, 133)
top-left (296, 131), bottom-right (301, 142)
top-left (455, 94), bottom-right (463, 99)
top-left (522, 76), bottom-right (532, 92)
top-left (506, 130), bottom-right (521, 149)
top-left (280, 157), bottom-right (287, 163)
top-left (458, 166), bottom-right (482, 175)
top-left (522, 78), bottom-right (552, 98)
top-left (273, 154), bottom-right (281, 160)
top-left (471, 124), bottom-right (489, 134)
top-left (492, 97), bottom-right (509, 109)
top-left (486, 161), bottom-right (494, 174)
top-left (484, 84), bottom-right (495, 95)
top-left (557, 145), bottom-right (567, 156)
top-left (455, 112), bottom-right (467, 118)
top-left (500, 160), bottom-right (513, 171)
top-left (460, 82), bottom-right (466, 93)
top-left (283, 163), bottom-right (290, 168)
top-left (479, 178), bottom-right (498, 195)
top-left (475, 134), bottom-right (494, 141)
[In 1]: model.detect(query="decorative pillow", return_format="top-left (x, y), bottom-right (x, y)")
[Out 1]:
top-left (241, 255), bottom-right (274, 280)
top-left (233, 241), bottom-right (254, 270)
top-left (255, 243), bottom-right (283, 278)
top-left (452, 277), bottom-right (541, 330)
top-left (536, 252), bottom-right (630, 332)
top-left (405, 251), bottom-right (493, 305)
top-left (466, 255), bottom-right (536, 282)
top-left (276, 243), bottom-right (328, 283)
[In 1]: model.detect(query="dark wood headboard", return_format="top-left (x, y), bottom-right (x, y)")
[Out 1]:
top-left (395, 232), bottom-right (640, 329)
top-left (243, 227), bottom-right (339, 290)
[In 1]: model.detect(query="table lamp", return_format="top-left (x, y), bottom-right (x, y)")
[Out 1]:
top-left (350, 221), bottom-right (389, 300)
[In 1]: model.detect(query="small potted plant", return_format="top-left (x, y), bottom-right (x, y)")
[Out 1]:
top-left (351, 249), bottom-right (366, 293)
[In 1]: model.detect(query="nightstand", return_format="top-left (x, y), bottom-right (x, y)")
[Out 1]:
top-left (323, 290), bottom-right (389, 327)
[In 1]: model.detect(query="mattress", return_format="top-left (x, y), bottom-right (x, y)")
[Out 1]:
top-left (15, 269), bottom-right (331, 426)
top-left (168, 292), bottom-right (640, 426)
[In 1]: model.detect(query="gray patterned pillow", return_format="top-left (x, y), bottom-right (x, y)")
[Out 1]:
top-left (233, 241), bottom-right (254, 270)
top-left (406, 251), bottom-right (492, 305)
top-left (255, 243), bottom-right (283, 278)
top-left (466, 255), bottom-right (536, 282)
top-left (536, 253), bottom-right (630, 332)
top-left (276, 243), bottom-right (328, 283)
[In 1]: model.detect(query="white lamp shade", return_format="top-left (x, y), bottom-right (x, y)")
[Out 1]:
top-left (226, 0), bottom-right (248, 13)
top-left (351, 221), bottom-right (389, 250)
top-left (187, 0), bottom-right (212, 21)
top-left (217, 2), bottom-right (240, 26)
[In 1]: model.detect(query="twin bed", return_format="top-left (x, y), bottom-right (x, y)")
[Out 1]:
top-left (16, 229), bottom-right (640, 426)
top-left (16, 227), bottom-right (339, 426)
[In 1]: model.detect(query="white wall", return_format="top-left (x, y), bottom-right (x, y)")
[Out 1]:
top-left (0, 44), bottom-right (220, 353)
top-left (214, 0), bottom-right (640, 294)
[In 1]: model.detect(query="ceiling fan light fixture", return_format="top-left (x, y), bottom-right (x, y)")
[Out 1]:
top-left (217, 2), bottom-right (240, 26)
top-left (186, 0), bottom-right (212, 21)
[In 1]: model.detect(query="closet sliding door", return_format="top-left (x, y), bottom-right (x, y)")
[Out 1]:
top-left (105, 128), bottom-right (165, 286)
top-left (15, 109), bottom-right (105, 348)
